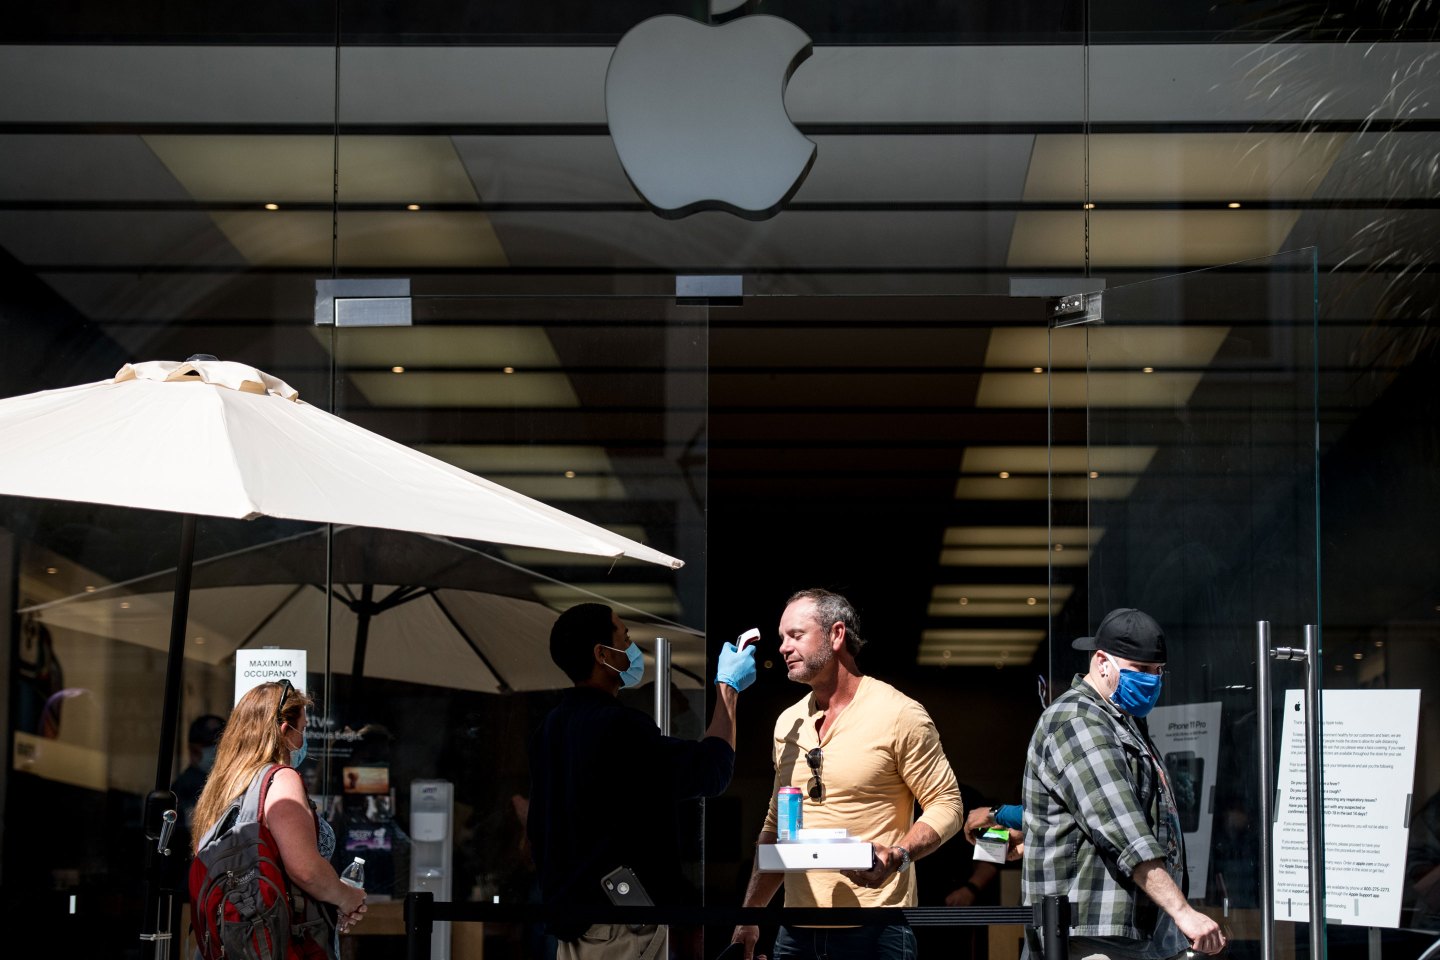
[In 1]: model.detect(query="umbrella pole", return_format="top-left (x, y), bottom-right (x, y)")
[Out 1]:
top-left (154, 513), bottom-right (197, 793)
top-left (350, 583), bottom-right (374, 709)
top-left (139, 512), bottom-right (197, 960)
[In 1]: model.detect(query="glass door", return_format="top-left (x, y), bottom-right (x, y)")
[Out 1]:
top-left (1052, 248), bottom-right (1323, 958)
top-left (318, 293), bottom-right (708, 953)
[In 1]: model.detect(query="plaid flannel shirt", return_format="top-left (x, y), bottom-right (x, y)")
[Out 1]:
top-left (1022, 675), bottom-right (1183, 940)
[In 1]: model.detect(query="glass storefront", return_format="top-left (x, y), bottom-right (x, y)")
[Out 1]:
top-left (2, 2), bottom-right (1437, 959)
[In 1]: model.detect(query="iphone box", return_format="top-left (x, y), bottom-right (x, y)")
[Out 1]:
top-left (758, 840), bottom-right (873, 872)
top-left (973, 827), bottom-right (1011, 863)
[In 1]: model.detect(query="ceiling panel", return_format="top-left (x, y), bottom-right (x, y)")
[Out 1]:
top-left (146, 135), bottom-right (479, 204)
top-left (1023, 133), bottom-right (1348, 202)
top-left (0, 134), bottom-right (193, 201)
top-left (487, 209), bottom-right (1022, 269)
top-left (0, 210), bottom-right (245, 266)
top-left (209, 210), bottom-right (508, 267)
top-left (1008, 209), bottom-right (1303, 268)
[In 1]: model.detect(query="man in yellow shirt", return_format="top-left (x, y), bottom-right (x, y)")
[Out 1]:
top-left (731, 588), bottom-right (965, 960)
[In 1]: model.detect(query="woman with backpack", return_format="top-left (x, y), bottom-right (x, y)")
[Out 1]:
top-left (189, 680), bottom-right (368, 960)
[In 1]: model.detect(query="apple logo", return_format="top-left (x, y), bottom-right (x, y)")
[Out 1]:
top-left (605, 2), bottom-right (816, 221)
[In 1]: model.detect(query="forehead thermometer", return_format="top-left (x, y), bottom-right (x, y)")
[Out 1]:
top-left (737, 628), bottom-right (761, 650)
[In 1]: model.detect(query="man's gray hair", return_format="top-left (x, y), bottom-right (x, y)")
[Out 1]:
top-left (787, 588), bottom-right (866, 656)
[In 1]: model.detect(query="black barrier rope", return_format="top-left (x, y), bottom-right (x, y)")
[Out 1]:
top-left (403, 893), bottom-right (1074, 960)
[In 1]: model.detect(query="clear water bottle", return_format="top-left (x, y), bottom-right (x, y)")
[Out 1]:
top-left (340, 856), bottom-right (366, 890)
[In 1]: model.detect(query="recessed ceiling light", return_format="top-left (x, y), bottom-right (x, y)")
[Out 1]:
top-left (1054, 543), bottom-right (1065, 552)
top-left (563, 470), bottom-right (576, 479)
top-left (119, 601), bottom-right (131, 609)
top-left (195, 636), bottom-right (206, 645)
top-left (1375, 640), bottom-right (1385, 648)
top-left (391, 365), bottom-right (405, 374)
top-left (406, 203), bottom-right (421, 211)
top-left (263, 202), bottom-right (279, 211)
top-left (502, 366), bottom-right (515, 374)
top-left (1083, 202), bottom-right (1096, 210)
top-left (45, 566), bottom-right (58, 575)
top-left (1089, 470), bottom-right (1100, 479)
top-left (1026, 597), bottom-right (1037, 605)
top-left (959, 597), bottom-right (969, 605)
top-left (998, 471), bottom-right (1010, 479)
top-left (84, 585), bottom-right (95, 593)
top-left (1333, 664), bottom-right (1343, 672)
top-left (1227, 201), bottom-right (1242, 209)
top-left (1142, 366), bottom-right (1155, 373)
top-left (1032, 367), bottom-right (1044, 374)
top-left (1353, 652), bottom-right (1363, 660)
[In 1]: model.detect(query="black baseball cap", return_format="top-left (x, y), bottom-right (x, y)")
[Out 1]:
top-left (1071, 608), bottom-right (1167, 663)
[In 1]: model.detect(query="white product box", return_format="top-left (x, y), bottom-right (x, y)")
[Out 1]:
top-left (757, 841), bottom-right (874, 872)
top-left (973, 827), bottom-right (1011, 864)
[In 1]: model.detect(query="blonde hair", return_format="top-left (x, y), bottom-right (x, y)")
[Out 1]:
top-left (191, 680), bottom-right (314, 852)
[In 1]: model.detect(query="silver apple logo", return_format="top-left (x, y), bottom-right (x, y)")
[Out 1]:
top-left (605, 11), bottom-right (817, 221)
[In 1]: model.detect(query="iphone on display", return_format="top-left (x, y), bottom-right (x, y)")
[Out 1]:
top-left (1164, 751), bottom-right (1203, 833)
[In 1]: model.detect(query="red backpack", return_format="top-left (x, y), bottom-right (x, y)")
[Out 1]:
top-left (188, 764), bottom-right (336, 960)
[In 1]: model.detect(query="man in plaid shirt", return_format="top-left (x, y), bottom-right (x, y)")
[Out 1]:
top-left (1022, 608), bottom-right (1225, 960)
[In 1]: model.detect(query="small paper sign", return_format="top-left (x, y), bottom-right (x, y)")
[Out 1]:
top-left (234, 649), bottom-right (307, 705)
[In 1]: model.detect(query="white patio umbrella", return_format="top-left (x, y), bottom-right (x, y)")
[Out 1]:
top-left (0, 359), bottom-right (682, 567)
top-left (21, 526), bottom-right (706, 695)
top-left (0, 357), bottom-right (687, 956)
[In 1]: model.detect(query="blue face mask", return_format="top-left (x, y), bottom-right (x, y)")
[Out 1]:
top-left (602, 643), bottom-right (645, 689)
top-left (289, 730), bottom-right (309, 768)
top-left (1112, 669), bottom-right (1164, 717)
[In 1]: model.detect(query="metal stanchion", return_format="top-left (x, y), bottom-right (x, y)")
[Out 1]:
top-left (1034, 895), bottom-right (1072, 960)
top-left (407, 892), bottom-right (435, 960)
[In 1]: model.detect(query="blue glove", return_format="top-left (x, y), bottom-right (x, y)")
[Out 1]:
top-left (715, 641), bottom-right (758, 692)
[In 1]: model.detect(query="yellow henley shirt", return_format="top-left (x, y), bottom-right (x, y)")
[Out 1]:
top-left (762, 675), bottom-right (964, 907)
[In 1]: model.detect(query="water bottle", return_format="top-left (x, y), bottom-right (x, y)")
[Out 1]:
top-left (340, 856), bottom-right (366, 890)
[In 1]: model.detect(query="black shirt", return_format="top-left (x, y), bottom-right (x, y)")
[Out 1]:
top-left (527, 686), bottom-right (735, 939)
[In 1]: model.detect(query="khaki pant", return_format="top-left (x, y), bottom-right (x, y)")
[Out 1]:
top-left (558, 924), bottom-right (666, 960)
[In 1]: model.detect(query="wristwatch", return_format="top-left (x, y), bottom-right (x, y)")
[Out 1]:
top-left (894, 845), bottom-right (912, 873)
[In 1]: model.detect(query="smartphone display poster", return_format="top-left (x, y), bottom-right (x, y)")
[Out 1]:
top-left (1148, 702), bottom-right (1221, 897)
top-left (1274, 688), bottom-right (1420, 928)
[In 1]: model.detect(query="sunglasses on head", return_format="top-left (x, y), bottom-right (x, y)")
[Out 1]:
top-left (805, 746), bottom-right (824, 802)
top-left (276, 678), bottom-right (294, 725)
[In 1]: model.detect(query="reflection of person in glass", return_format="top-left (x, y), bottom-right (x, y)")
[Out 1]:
top-left (1022, 608), bottom-right (1225, 960)
top-left (527, 603), bottom-right (756, 960)
top-left (174, 715), bottom-right (225, 831)
top-left (169, 714), bottom-right (225, 939)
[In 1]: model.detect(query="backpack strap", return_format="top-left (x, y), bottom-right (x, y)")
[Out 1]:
top-left (256, 763), bottom-right (339, 951)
